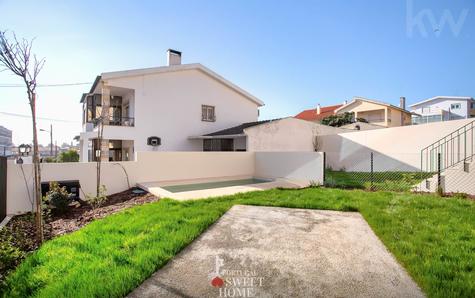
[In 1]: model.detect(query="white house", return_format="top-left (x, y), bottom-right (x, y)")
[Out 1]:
top-left (0, 126), bottom-right (13, 157)
top-left (79, 50), bottom-right (264, 162)
top-left (410, 96), bottom-right (475, 124)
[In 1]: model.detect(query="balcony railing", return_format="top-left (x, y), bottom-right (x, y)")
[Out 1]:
top-left (108, 116), bottom-right (134, 126)
top-left (93, 116), bottom-right (135, 127)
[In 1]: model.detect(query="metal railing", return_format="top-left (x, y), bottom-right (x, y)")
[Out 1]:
top-left (421, 120), bottom-right (475, 173)
top-left (93, 116), bottom-right (135, 127)
top-left (108, 116), bottom-right (134, 127)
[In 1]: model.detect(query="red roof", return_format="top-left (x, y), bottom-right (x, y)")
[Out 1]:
top-left (295, 104), bottom-right (343, 121)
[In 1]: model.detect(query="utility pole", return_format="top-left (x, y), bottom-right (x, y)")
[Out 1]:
top-left (49, 124), bottom-right (53, 157)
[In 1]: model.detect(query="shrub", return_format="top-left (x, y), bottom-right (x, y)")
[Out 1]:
top-left (0, 230), bottom-right (24, 284)
top-left (44, 182), bottom-right (71, 215)
top-left (321, 112), bottom-right (354, 127)
top-left (56, 149), bottom-right (79, 162)
top-left (87, 185), bottom-right (108, 210)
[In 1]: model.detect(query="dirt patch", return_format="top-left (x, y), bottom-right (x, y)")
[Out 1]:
top-left (49, 189), bottom-right (159, 237)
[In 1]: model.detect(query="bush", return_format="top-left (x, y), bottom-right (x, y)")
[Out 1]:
top-left (0, 230), bottom-right (24, 285)
top-left (87, 185), bottom-right (108, 210)
top-left (44, 182), bottom-right (71, 215)
top-left (56, 149), bottom-right (79, 162)
top-left (321, 112), bottom-right (354, 127)
top-left (42, 157), bottom-right (56, 163)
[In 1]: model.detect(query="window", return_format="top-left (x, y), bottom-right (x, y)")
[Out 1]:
top-left (451, 103), bottom-right (461, 110)
top-left (471, 102), bottom-right (475, 109)
top-left (203, 139), bottom-right (233, 151)
top-left (202, 105), bottom-right (216, 122)
top-left (86, 94), bottom-right (102, 123)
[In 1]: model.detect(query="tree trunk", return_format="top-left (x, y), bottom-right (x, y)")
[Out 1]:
top-left (30, 92), bottom-right (44, 243)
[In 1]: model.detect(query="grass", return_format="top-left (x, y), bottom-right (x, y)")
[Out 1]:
top-left (325, 170), bottom-right (434, 192)
top-left (1, 188), bottom-right (474, 298)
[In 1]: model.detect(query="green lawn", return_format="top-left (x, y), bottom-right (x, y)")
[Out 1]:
top-left (1, 188), bottom-right (474, 298)
top-left (325, 170), bottom-right (434, 192)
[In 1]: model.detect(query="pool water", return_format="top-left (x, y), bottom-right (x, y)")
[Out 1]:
top-left (161, 178), bottom-right (270, 193)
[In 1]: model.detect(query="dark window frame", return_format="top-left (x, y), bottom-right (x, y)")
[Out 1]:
top-left (201, 105), bottom-right (216, 122)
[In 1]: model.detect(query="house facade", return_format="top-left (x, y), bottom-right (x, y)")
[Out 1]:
top-left (79, 50), bottom-right (264, 162)
top-left (409, 96), bottom-right (475, 124)
top-left (335, 97), bottom-right (412, 127)
top-left (0, 126), bottom-right (13, 157)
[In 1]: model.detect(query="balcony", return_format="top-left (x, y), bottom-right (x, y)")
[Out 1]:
top-left (93, 116), bottom-right (134, 127)
top-left (108, 116), bottom-right (135, 127)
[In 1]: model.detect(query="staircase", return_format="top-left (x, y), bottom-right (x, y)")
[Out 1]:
top-left (418, 120), bottom-right (475, 194)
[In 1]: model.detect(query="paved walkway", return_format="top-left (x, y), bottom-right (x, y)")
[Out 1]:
top-left (128, 205), bottom-right (424, 298)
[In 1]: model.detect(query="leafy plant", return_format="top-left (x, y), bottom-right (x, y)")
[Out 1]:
top-left (87, 185), bottom-right (108, 210)
top-left (56, 149), bottom-right (79, 163)
top-left (321, 112), bottom-right (355, 127)
top-left (308, 180), bottom-right (321, 188)
top-left (44, 182), bottom-right (71, 215)
top-left (0, 230), bottom-right (24, 284)
top-left (42, 157), bottom-right (56, 163)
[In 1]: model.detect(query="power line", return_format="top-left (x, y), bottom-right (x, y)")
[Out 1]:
top-left (0, 82), bottom-right (92, 88)
top-left (0, 111), bottom-right (80, 123)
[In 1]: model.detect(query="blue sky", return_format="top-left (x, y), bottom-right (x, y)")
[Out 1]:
top-left (0, 0), bottom-right (474, 145)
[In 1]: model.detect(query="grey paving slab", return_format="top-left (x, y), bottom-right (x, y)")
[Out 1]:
top-left (128, 205), bottom-right (424, 298)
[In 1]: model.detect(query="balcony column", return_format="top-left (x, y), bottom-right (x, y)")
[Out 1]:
top-left (100, 85), bottom-right (110, 162)
top-left (384, 108), bottom-right (389, 127)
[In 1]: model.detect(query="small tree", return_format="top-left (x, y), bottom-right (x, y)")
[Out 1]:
top-left (0, 31), bottom-right (45, 242)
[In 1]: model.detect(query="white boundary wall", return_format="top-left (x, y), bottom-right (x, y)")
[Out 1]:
top-left (320, 119), bottom-right (473, 172)
top-left (7, 151), bottom-right (323, 215)
top-left (255, 152), bottom-right (324, 183)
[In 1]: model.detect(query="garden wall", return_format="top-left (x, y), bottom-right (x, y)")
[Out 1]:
top-left (320, 119), bottom-right (473, 172)
top-left (6, 151), bottom-right (324, 215)
top-left (255, 152), bottom-right (324, 183)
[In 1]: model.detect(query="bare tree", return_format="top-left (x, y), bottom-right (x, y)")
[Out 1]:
top-left (0, 30), bottom-right (45, 242)
top-left (312, 126), bottom-right (322, 152)
top-left (94, 116), bottom-right (104, 196)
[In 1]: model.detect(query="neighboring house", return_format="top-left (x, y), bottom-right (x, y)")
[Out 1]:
top-left (294, 104), bottom-right (342, 122)
top-left (409, 96), bottom-right (475, 124)
top-left (190, 117), bottom-right (346, 152)
top-left (335, 97), bottom-right (412, 127)
top-left (0, 126), bottom-right (13, 157)
top-left (79, 49), bottom-right (264, 162)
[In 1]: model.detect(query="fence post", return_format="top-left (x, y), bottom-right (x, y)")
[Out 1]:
top-left (0, 156), bottom-right (6, 222)
top-left (322, 152), bottom-right (326, 185)
top-left (370, 152), bottom-right (374, 191)
top-left (437, 152), bottom-right (442, 194)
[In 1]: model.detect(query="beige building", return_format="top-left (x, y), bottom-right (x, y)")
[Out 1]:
top-left (335, 97), bottom-right (413, 127)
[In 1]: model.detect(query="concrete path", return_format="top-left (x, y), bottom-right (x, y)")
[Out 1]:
top-left (128, 205), bottom-right (424, 298)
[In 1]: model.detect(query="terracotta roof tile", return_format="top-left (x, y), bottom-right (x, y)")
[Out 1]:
top-left (295, 104), bottom-right (342, 121)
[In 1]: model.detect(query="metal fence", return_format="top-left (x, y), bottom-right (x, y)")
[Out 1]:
top-left (323, 151), bottom-right (434, 192)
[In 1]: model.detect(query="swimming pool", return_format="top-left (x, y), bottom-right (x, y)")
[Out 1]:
top-left (161, 178), bottom-right (271, 193)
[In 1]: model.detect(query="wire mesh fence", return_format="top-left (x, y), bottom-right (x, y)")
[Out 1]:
top-left (323, 151), bottom-right (434, 192)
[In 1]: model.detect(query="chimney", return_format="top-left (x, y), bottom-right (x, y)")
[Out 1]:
top-left (400, 97), bottom-right (406, 110)
top-left (167, 49), bottom-right (182, 66)
top-left (316, 104), bottom-right (321, 115)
